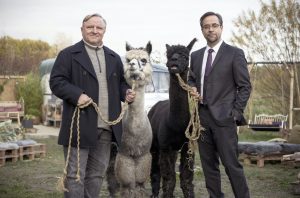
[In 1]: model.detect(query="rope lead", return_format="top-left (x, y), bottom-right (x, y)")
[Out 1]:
top-left (57, 81), bottom-right (136, 192)
top-left (176, 74), bottom-right (203, 170)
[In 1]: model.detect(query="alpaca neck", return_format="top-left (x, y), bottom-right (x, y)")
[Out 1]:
top-left (128, 86), bottom-right (145, 113)
top-left (168, 71), bottom-right (190, 124)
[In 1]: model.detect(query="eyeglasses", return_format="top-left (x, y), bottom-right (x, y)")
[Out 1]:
top-left (202, 23), bottom-right (221, 30)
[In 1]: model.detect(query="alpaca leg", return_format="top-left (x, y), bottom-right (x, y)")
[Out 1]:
top-left (150, 149), bottom-right (161, 198)
top-left (121, 187), bottom-right (135, 198)
top-left (160, 150), bottom-right (178, 198)
top-left (135, 153), bottom-right (152, 197)
top-left (106, 143), bottom-right (120, 197)
top-left (135, 183), bottom-right (147, 198)
top-left (115, 153), bottom-right (135, 198)
top-left (179, 144), bottom-right (195, 198)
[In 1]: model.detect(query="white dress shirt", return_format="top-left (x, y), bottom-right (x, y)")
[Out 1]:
top-left (200, 40), bottom-right (223, 97)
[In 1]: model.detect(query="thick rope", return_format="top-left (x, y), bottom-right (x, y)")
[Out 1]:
top-left (176, 74), bottom-right (203, 169)
top-left (57, 81), bottom-right (136, 192)
top-left (56, 106), bottom-right (78, 192)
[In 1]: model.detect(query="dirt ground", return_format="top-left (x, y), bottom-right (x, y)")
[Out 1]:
top-left (0, 126), bottom-right (299, 197)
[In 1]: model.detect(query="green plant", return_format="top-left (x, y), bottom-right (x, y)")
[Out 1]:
top-left (24, 114), bottom-right (35, 120)
top-left (0, 84), bottom-right (3, 94)
top-left (16, 72), bottom-right (43, 119)
top-left (0, 79), bottom-right (8, 95)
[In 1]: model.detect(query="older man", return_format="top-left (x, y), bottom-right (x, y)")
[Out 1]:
top-left (50, 13), bottom-right (135, 198)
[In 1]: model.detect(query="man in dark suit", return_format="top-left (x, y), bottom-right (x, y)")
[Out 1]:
top-left (50, 13), bottom-right (135, 198)
top-left (188, 12), bottom-right (251, 198)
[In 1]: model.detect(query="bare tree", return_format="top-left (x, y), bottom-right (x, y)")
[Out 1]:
top-left (231, 0), bottom-right (300, 125)
top-left (51, 32), bottom-right (73, 56)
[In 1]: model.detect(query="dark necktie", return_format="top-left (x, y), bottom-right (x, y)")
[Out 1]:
top-left (95, 47), bottom-right (101, 73)
top-left (204, 48), bottom-right (214, 76)
top-left (203, 48), bottom-right (214, 104)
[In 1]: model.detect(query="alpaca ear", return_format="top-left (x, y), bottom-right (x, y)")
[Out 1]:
top-left (166, 44), bottom-right (171, 51)
top-left (187, 38), bottom-right (197, 52)
top-left (126, 42), bottom-right (133, 51)
top-left (146, 41), bottom-right (152, 54)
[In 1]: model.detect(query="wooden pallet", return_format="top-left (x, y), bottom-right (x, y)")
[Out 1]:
top-left (282, 152), bottom-right (300, 168)
top-left (19, 144), bottom-right (46, 160)
top-left (239, 153), bottom-right (283, 168)
top-left (0, 147), bottom-right (19, 166)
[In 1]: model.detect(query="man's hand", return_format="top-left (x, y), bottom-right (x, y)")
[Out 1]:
top-left (77, 94), bottom-right (92, 106)
top-left (190, 87), bottom-right (201, 99)
top-left (125, 89), bottom-right (136, 103)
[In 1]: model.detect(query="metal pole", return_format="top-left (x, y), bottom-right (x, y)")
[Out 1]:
top-left (289, 65), bottom-right (294, 129)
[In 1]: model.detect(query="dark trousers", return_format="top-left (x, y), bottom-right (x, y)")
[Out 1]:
top-left (198, 105), bottom-right (250, 198)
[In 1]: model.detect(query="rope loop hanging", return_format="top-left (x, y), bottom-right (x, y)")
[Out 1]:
top-left (176, 74), bottom-right (204, 170)
top-left (57, 81), bottom-right (136, 192)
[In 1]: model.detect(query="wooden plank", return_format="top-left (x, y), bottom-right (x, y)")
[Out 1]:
top-left (239, 153), bottom-right (283, 168)
top-left (0, 148), bottom-right (19, 166)
top-left (0, 144), bottom-right (46, 165)
top-left (19, 144), bottom-right (46, 160)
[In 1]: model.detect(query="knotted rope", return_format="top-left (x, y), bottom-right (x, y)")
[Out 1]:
top-left (57, 81), bottom-right (136, 192)
top-left (176, 74), bottom-right (203, 169)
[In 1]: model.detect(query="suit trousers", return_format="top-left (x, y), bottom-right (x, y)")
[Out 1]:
top-left (198, 105), bottom-right (250, 198)
top-left (63, 129), bottom-right (112, 198)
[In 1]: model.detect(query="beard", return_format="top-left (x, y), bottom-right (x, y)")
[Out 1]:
top-left (207, 34), bottom-right (218, 42)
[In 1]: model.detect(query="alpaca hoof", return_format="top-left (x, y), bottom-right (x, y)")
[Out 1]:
top-left (150, 195), bottom-right (159, 198)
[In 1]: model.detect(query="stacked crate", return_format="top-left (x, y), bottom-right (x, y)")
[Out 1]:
top-left (0, 143), bottom-right (46, 166)
top-left (239, 152), bottom-right (283, 168)
top-left (19, 143), bottom-right (46, 160)
top-left (282, 152), bottom-right (300, 167)
top-left (0, 147), bottom-right (19, 166)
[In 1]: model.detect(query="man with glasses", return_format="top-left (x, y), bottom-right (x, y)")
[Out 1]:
top-left (50, 13), bottom-right (135, 198)
top-left (188, 12), bottom-right (251, 198)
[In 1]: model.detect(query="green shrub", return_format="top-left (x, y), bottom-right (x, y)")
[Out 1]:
top-left (16, 73), bottom-right (43, 119)
top-left (0, 84), bottom-right (3, 94)
top-left (0, 79), bottom-right (8, 95)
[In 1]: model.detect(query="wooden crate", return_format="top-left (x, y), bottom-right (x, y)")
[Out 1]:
top-left (19, 144), bottom-right (46, 160)
top-left (0, 147), bottom-right (18, 166)
top-left (282, 153), bottom-right (300, 168)
top-left (239, 153), bottom-right (283, 168)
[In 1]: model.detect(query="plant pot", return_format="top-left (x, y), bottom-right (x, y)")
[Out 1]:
top-left (22, 119), bottom-right (33, 129)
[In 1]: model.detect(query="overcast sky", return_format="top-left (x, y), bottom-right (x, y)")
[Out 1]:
top-left (0, 0), bottom-right (262, 56)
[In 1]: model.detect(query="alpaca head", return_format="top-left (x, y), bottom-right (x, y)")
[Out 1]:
top-left (124, 41), bottom-right (152, 87)
top-left (165, 38), bottom-right (197, 74)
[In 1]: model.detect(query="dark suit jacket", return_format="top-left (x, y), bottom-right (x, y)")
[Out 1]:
top-left (188, 42), bottom-right (251, 126)
top-left (50, 40), bottom-right (129, 147)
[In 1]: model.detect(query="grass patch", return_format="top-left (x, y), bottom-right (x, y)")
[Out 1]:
top-left (0, 135), bottom-right (298, 197)
top-left (238, 128), bottom-right (282, 142)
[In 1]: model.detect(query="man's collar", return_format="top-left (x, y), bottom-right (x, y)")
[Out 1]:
top-left (206, 40), bottom-right (223, 53)
top-left (82, 39), bottom-right (103, 49)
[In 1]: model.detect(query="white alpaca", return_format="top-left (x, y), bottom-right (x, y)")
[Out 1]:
top-left (114, 42), bottom-right (153, 198)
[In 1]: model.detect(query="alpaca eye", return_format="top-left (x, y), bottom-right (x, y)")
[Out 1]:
top-left (181, 54), bottom-right (188, 60)
top-left (140, 58), bottom-right (147, 66)
top-left (126, 58), bottom-right (130, 63)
